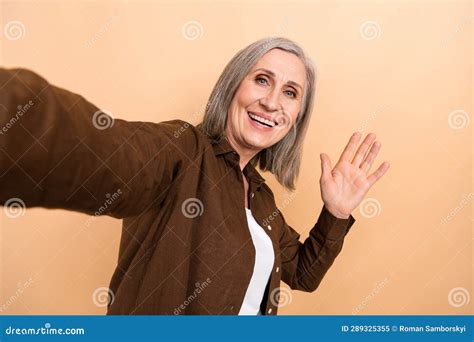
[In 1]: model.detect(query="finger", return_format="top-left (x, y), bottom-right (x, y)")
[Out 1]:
top-left (360, 141), bottom-right (381, 173)
top-left (367, 162), bottom-right (390, 187)
top-left (338, 132), bottom-right (362, 164)
top-left (320, 153), bottom-right (333, 182)
top-left (352, 133), bottom-right (376, 167)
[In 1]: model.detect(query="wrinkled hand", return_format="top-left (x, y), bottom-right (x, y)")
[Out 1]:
top-left (319, 132), bottom-right (390, 219)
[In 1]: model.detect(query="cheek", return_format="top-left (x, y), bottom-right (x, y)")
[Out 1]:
top-left (287, 104), bottom-right (301, 125)
top-left (235, 81), bottom-right (261, 105)
top-left (279, 108), bottom-right (300, 137)
top-left (279, 126), bottom-right (293, 139)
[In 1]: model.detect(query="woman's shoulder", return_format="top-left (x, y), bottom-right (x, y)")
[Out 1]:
top-left (141, 119), bottom-right (211, 151)
top-left (142, 119), bottom-right (195, 136)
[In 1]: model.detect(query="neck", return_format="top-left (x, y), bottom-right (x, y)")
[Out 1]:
top-left (225, 135), bottom-right (260, 172)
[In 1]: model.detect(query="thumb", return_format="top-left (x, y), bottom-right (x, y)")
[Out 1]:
top-left (320, 153), bottom-right (332, 181)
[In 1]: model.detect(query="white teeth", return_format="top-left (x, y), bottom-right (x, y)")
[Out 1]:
top-left (248, 112), bottom-right (275, 127)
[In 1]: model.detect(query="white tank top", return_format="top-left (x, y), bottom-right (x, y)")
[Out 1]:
top-left (238, 207), bottom-right (275, 315)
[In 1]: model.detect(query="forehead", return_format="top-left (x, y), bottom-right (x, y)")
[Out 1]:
top-left (250, 49), bottom-right (306, 88)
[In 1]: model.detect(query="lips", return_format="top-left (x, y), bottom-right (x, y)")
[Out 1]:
top-left (247, 111), bottom-right (277, 128)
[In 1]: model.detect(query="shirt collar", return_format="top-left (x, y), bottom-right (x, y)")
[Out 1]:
top-left (210, 136), bottom-right (266, 186)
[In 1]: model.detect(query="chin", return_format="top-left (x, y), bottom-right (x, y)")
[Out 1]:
top-left (250, 141), bottom-right (275, 152)
top-left (239, 138), bottom-right (263, 151)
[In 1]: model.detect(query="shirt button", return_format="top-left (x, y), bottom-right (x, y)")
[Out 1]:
top-left (275, 267), bottom-right (279, 273)
top-left (267, 308), bottom-right (273, 314)
top-left (267, 225), bottom-right (272, 230)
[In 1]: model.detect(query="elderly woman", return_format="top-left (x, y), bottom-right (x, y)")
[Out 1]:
top-left (0, 37), bottom-right (389, 315)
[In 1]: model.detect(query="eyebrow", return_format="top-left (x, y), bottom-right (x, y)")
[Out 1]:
top-left (252, 67), bottom-right (303, 91)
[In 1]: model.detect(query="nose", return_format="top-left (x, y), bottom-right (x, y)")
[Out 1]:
top-left (259, 88), bottom-right (280, 112)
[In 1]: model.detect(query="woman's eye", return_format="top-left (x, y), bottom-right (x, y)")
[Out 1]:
top-left (255, 76), bottom-right (296, 98)
top-left (256, 77), bottom-right (268, 85)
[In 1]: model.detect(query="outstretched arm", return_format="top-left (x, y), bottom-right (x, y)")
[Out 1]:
top-left (0, 68), bottom-right (197, 218)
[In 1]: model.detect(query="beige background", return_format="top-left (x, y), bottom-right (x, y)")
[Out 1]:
top-left (1, 0), bottom-right (472, 315)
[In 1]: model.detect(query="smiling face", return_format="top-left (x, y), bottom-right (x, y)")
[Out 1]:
top-left (225, 48), bottom-right (307, 157)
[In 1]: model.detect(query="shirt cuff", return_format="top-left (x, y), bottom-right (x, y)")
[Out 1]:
top-left (314, 205), bottom-right (356, 241)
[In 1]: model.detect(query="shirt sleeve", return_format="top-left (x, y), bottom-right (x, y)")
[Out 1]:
top-left (0, 67), bottom-right (199, 218)
top-left (279, 204), bottom-right (356, 292)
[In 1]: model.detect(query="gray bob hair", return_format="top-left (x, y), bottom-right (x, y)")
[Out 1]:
top-left (197, 37), bottom-right (317, 191)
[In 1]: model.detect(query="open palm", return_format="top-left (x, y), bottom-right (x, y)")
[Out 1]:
top-left (319, 132), bottom-right (390, 219)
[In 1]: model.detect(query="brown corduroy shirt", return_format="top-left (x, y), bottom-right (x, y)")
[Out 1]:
top-left (0, 68), bottom-right (356, 315)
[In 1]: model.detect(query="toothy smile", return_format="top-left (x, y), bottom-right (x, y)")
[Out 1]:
top-left (247, 112), bottom-right (277, 128)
